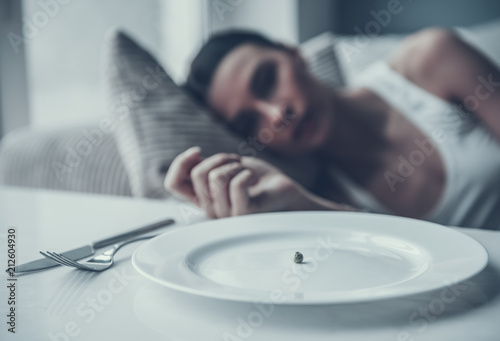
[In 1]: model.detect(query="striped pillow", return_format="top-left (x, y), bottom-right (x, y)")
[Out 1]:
top-left (0, 125), bottom-right (131, 196)
top-left (105, 31), bottom-right (322, 199)
top-left (300, 32), bottom-right (345, 89)
top-left (335, 34), bottom-right (404, 85)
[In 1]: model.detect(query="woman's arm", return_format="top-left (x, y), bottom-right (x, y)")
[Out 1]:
top-left (389, 28), bottom-right (500, 139)
top-left (164, 148), bottom-right (356, 219)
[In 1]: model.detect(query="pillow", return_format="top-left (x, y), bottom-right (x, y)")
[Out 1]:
top-left (334, 34), bottom-right (404, 85)
top-left (334, 18), bottom-right (500, 85)
top-left (455, 18), bottom-right (500, 67)
top-left (299, 32), bottom-right (345, 90)
top-left (104, 31), bottom-right (322, 198)
top-left (0, 125), bottom-right (131, 196)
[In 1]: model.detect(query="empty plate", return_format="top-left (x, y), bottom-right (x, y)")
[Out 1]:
top-left (132, 212), bottom-right (488, 304)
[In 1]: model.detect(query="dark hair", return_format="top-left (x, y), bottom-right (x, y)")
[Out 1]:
top-left (184, 30), bottom-right (284, 103)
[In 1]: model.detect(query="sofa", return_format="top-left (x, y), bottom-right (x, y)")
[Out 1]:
top-left (1, 20), bottom-right (499, 201)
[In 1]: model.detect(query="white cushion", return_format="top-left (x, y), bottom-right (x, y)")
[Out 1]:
top-left (334, 18), bottom-right (500, 85)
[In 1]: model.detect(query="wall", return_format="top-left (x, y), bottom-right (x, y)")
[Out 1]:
top-left (160, 0), bottom-right (209, 83)
top-left (0, 0), bottom-right (30, 137)
top-left (22, 0), bottom-right (162, 129)
top-left (337, 0), bottom-right (500, 34)
top-left (209, 0), bottom-right (298, 44)
top-left (298, 0), bottom-right (339, 42)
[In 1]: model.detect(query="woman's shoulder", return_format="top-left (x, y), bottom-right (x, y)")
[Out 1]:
top-left (387, 28), bottom-right (461, 102)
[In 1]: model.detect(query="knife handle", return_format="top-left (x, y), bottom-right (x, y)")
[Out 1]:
top-left (92, 218), bottom-right (175, 249)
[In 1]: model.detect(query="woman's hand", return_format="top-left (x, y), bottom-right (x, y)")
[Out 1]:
top-left (164, 147), bottom-right (350, 219)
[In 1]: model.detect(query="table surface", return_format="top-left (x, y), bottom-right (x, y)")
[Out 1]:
top-left (1, 187), bottom-right (499, 341)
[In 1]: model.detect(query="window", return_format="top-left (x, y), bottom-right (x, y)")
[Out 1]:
top-left (1, 0), bottom-right (298, 131)
top-left (22, 0), bottom-right (163, 128)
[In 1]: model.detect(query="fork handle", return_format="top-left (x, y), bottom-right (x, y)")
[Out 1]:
top-left (104, 235), bottom-right (157, 257)
top-left (92, 219), bottom-right (174, 249)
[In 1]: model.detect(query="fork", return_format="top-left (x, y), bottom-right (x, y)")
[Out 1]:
top-left (40, 235), bottom-right (155, 271)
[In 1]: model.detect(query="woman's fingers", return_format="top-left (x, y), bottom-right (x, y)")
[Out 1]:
top-left (230, 169), bottom-right (256, 216)
top-left (191, 153), bottom-right (241, 218)
top-left (164, 146), bottom-right (203, 203)
top-left (208, 162), bottom-right (244, 218)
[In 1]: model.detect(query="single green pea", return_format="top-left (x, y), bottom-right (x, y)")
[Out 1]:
top-left (294, 252), bottom-right (303, 263)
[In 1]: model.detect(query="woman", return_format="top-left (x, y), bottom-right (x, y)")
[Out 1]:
top-left (164, 29), bottom-right (500, 229)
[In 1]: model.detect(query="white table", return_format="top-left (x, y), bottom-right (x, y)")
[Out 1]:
top-left (1, 187), bottom-right (499, 341)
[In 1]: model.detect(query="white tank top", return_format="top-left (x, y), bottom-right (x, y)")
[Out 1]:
top-left (330, 61), bottom-right (500, 229)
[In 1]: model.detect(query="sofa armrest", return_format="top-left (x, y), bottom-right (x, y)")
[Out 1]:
top-left (0, 125), bottom-right (132, 196)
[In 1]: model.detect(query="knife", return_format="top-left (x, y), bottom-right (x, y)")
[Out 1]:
top-left (8, 218), bottom-right (175, 274)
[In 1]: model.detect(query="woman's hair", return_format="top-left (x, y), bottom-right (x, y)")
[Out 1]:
top-left (184, 30), bottom-right (284, 103)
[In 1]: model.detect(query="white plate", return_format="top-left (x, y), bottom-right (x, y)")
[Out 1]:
top-left (132, 212), bottom-right (488, 305)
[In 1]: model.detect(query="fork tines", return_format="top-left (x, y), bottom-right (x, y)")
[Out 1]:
top-left (40, 251), bottom-right (90, 271)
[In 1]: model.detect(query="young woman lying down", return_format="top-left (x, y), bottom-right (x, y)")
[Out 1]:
top-left (164, 29), bottom-right (500, 229)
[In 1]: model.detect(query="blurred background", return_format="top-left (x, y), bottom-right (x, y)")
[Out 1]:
top-left (1, 0), bottom-right (500, 137)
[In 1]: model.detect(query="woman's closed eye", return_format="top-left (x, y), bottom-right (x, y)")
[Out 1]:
top-left (250, 60), bottom-right (277, 100)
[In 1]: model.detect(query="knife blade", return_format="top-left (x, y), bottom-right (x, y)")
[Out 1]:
top-left (9, 218), bottom-right (175, 274)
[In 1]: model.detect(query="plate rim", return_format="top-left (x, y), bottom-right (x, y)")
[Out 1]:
top-left (132, 211), bottom-right (489, 305)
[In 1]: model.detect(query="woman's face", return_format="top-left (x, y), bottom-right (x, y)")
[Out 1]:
top-left (207, 43), bottom-right (332, 155)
